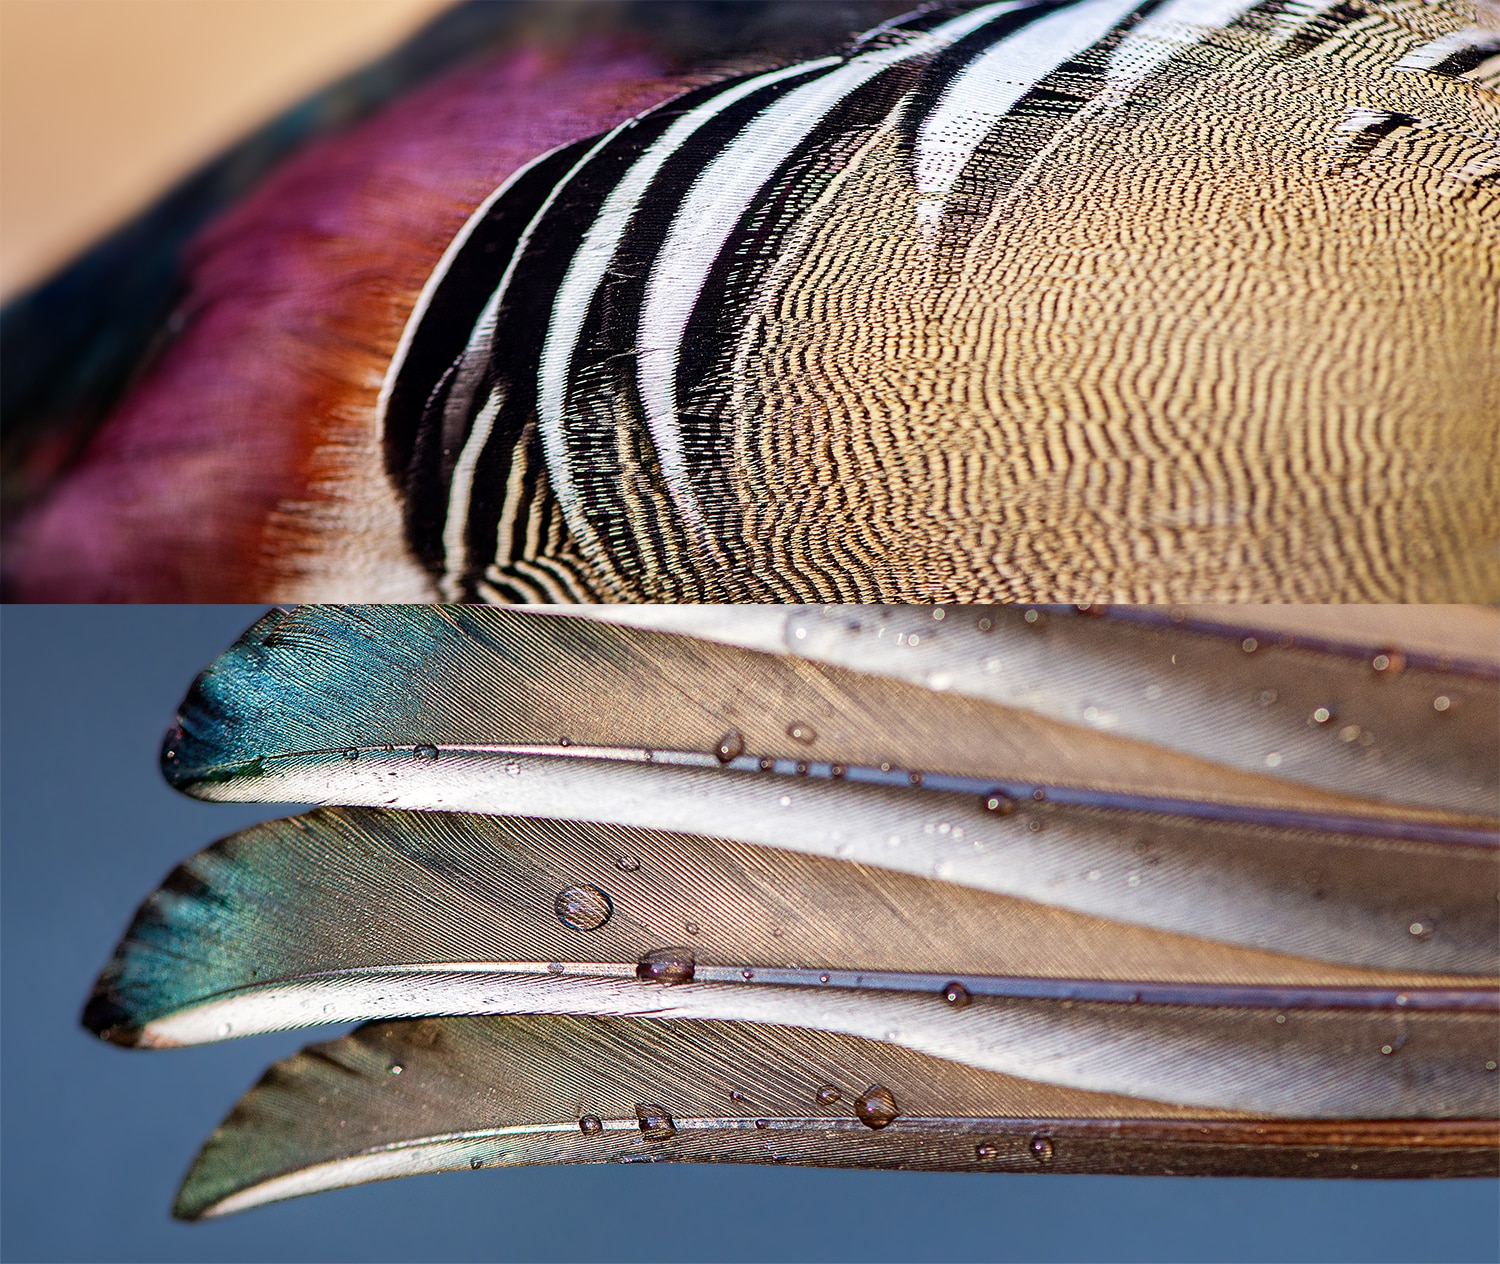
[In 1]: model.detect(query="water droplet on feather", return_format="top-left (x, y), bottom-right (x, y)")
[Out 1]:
top-left (637, 946), bottom-right (696, 985)
top-left (854, 1085), bottom-right (899, 1130)
top-left (636, 1104), bottom-right (677, 1141)
top-left (555, 885), bottom-right (613, 931)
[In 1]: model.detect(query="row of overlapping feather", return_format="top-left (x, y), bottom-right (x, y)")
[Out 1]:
top-left (84, 605), bottom-right (1500, 1217)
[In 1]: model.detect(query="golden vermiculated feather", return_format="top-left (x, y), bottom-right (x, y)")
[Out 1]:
top-left (84, 604), bottom-right (1500, 1215)
top-left (4, 0), bottom-right (1497, 602)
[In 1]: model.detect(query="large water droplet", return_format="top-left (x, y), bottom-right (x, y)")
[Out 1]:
top-left (413, 744), bottom-right (439, 761)
top-left (636, 1104), bottom-right (676, 1141)
top-left (942, 981), bottom-right (971, 1008)
top-left (716, 729), bottom-right (745, 763)
top-left (637, 946), bottom-right (695, 985)
top-left (854, 1084), bottom-right (899, 1130)
top-left (787, 722), bottom-right (816, 744)
top-left (815, 1085), bottom-right (841, 1105)
top-left (555, 884), bottom-right (613, 932)
top-left (1030, 1135), bottom-right (1055, 1163)
top-left (579, 1115), bottom-right (604, 1136)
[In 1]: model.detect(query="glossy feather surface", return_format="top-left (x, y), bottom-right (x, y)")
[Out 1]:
top-left (175, 1014), bottom-right (1500, 1219)
top-left (161, 606), bottom-right (1498, 970)
top-left (86, 806), bottom-right (1497, 1116)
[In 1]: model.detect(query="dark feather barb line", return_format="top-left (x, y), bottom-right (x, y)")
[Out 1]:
top-left (191, 739), bottom-right (1500, 847)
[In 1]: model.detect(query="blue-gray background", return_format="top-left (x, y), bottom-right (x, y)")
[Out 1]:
top-left (2, 605), bottom-right (1496, 1263)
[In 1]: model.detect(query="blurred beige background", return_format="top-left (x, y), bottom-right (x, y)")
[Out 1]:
top-left (0, 0), bottom-right (451, 299)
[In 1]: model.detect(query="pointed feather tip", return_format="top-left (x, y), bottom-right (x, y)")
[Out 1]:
top-left (157, 607), bottom-right (303, 796)
top-left (81, 858), bottom-right (224, 1046)
top-left (80, 987), bottom-right (146, 1048)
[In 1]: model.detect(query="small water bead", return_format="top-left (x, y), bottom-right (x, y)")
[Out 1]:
top-left (343, 748), bottom-right (359, 761)
top-left (976, 1143), bottom-right (1000, 1161)
top-left (742, 969), bottom-right (755, 980)
top-left (555, 885), bottom-right (613, 932)
top-left (559, 736), bottom-right (572, 747)
top-left (1032, 788), bottom-right (1047, 802)
top-left (815, 1085), bottom-right (841, 1105)
top-left (1433, 695), bottom-right (1452, 713)
top-left (942, 981), bottom-right (971, 1008)
top-left (1310, 706), bottom-right (1335, 725)
top-left (729, 1089), bottom-right (746, 1103)
top-left (759, 756), bottom-right (775, 772)
top-left (1409, 921), bottom-right (1433, 939)
top-left (579, 1115), bottom-right (604, 1136)
top-left (755, 1120), bottom-right (770, 1131)
top-left (853, 1084), bottom-right (899, 1130)
top-left (819, 973), bottom-right (831, 984)
top-left (616, 855), bottom-right (641, 872)
top-left (217, 1022), bottom-right (232, 1038)
top-left (1264, 752), bottom-right (1282, 768)
top-left (1486, 1061), bottom-right (1497, 1072)
top-left (830, 763), bottom-right (848, 779)
top-left (685, 920), bottom-right (700, 935)
top-left (909, 771), bottom-right (924, 786)
top-left (1027, 820), bottom-right (1043, 833)
top-left (636, 946), bottom-right (696, 985)
top-left (931, 608), bottom-right (946, 621)
top-left (778, 794), bottom-right (792, 807)
top-left (1023, 610), bottom-right (1041, 625)
top-left (635, 1105), bottom-right (677, 1141)
top-left (470, 1157), bottom-right (484, 1169)
top-left (984, 791), bottom-right (1016, 815)
top-left (1029, 1135), bottom-right (1055, 1163)
top-left (796, 762), bottom-right (809, 776)
top-left (1371, 650), bottom-right (1406, 676)
top-left (787, 722), bottom-right (817, 744)
top-left (716, 729), bottom-right (745, 763)
top-left (389, 1063), bottom-right (404, 1075)
top-left (413, 744), bottom-right (439, 761)
top-left (1241, 637), bottom-right (1258, 653)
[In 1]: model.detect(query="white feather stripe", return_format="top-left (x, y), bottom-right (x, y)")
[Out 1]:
top-left (636, 0), bottom-right (1037, 543)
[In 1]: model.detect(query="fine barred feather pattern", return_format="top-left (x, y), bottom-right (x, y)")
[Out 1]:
top-left (375, 0), bottom-right (1500, 603)
top-left (6, 0), bottom-right (1497, 601)
top-left (84, 604), bottom-right (1500, 1215)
